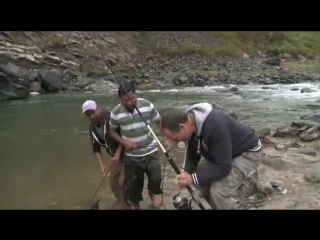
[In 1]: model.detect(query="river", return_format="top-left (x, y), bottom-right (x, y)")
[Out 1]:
top-left (0, 82), bottom-right (319, 209)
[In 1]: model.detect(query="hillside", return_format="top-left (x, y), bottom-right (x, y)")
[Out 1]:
top-left (1, 31), bottom-right (320, 100)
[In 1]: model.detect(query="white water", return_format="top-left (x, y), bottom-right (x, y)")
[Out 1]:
top-left (138, 81), bottom-right (320, 102)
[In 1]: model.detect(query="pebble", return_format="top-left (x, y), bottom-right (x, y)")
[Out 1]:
top-left (304, 167), bottom-right (320, 183)
top-left (275, 144), bottom-right (286, 150)
top-left (257, 181), bottom-right (274, 194)
top-left (270, 180), bottom-right (284, 188)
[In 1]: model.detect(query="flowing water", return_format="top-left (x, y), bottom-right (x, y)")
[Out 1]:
top-left (0, 82), bottom-right (319, 209)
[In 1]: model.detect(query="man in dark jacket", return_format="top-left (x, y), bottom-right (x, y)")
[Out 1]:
top-left (82, 100), bottom-right (129, 209)
top-left (159, 102), bottom-right (263, 210)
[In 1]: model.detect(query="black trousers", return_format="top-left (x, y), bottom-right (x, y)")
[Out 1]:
top-left (123, 151), bottom-right (162, 204)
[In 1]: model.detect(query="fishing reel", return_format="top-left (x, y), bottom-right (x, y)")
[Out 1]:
top-left (172, 193), bottom-right (193, 210)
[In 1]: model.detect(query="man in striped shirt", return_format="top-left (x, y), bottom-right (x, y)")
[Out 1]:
top-left (109, 81), bottom-right (170, 210)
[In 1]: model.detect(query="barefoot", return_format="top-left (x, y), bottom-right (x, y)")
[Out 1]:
top-left (148, 192), bottom-right (160, 208)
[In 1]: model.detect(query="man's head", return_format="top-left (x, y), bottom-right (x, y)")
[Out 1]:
top-left (82, 100), bottom-right (100, 125)
top-left (160, 108), bottom-right (196, 142)
top-left (118, 81), bottom-right (137, 112)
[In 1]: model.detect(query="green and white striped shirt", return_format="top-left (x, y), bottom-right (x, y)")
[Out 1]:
top-left (109, 98), bottom-right (160, 157)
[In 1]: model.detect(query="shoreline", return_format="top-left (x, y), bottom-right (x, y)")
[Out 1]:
top-left (1, 53), bottom-right (320, 101)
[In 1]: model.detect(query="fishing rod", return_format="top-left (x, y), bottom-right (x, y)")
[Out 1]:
top-left (86, 32), bottom-right (206, 210)
top-left (88, 165), bottom-right (113, 210)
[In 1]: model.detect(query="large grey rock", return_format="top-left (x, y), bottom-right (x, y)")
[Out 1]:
top-left (0, 66), bottom-right (29, 101)
top-left (39, 69), bottom-right (63, 92)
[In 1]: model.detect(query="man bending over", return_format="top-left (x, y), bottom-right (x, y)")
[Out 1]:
top-left (160, 102), bottom-right (263, 210)
top-left (82, 100), bottom-right (129, 209)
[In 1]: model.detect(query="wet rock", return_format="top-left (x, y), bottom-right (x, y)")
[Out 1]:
top-left (292, 120), bottom-right (318, 129)
top-left (304, 167), bottom-right (320, 183)
top-left (290, 88), bottom-right (299, 91)
top-left (299, 127), bottom-right (320, 142)
top-left (257, 181), bottom-right (274, 194)
top-left (228, 86), bottom-right (238, 93)
top-left (301, 87), bottom-right (317, 93)
top-left (255, 128), bottom-right (270, 139)
top-left (39, 69), bottom-right (63, 92)
top-left (273, 124), bottom-right (300, 138)
top-left (0, 66), bottom-right (29, 101)
top-left (261, 86), bottom-right (276, 90)
top-left (300, 114), bottom-right (320, 124)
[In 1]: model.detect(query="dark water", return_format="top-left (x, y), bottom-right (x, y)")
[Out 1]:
top-left (0, 82), bottom-right (319, 209)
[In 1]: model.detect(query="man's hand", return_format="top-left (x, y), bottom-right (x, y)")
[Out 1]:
top-left (111, 154), bottom-right (120, 165)
top-left (100, 164), bottom-right (109, 177)
top-left (176, 171), bottom-right (193, 188)
top-left (123, 141), bottom-right (136, 150)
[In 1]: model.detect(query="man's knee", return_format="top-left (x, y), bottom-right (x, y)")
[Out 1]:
top-left (123, 159), bottom-right (144, 203)
top-left (233, 151), bottom-right (262, 196)
top-left (209, 181), bottom-right (239, 210)
top-left (125, 174), bottom-right (144, 204)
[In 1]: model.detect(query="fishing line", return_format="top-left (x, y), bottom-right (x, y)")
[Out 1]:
top-left (86, 32), bottom-right (206, 210)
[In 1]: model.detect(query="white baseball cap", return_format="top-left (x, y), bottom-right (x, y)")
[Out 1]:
top-left (82, 100), bottom-right (97, 113)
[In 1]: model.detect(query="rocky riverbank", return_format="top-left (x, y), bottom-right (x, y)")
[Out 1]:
top-left (168, 113), bottom-right (320, 210)
top-left (1, 31), bottom-right (320, 101)
top-left (251, 115), bottom-right (320, 210)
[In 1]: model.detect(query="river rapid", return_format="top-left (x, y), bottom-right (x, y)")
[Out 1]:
top-left (0, 82), bottom-right (319, 209)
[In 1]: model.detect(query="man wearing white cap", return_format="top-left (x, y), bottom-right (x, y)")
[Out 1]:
top-left (82, 100), bottom-right (129, 209)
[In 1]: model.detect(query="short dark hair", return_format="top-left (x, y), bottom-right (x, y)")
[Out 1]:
top-left (118, 80), bottom-right (135, 98)
top-left (160, 108), bottom-right (189, 132)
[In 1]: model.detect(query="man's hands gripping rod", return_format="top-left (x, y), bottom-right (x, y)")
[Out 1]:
top-left (86, 32), bottom-right (206, 210)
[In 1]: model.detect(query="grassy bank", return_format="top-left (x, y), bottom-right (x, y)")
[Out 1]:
top-left (155, 31), bottom-right (320, 59)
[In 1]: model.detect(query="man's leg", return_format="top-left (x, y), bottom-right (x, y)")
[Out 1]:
top-left (109, 162), bottom-right (123, 203)
top-left (117, 161), bottom-right (131, 209)
top-left (123, 155), bottom-right (145, 210)
top-left (145, 151), bottom-right (162, 208)
top-left (196, 150), bottom-right (262, 210)
top-left (209, 150), bottom-right (263, 209)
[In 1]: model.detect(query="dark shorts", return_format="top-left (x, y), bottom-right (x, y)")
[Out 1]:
top-left (123, 151), bottom-right (162, 204)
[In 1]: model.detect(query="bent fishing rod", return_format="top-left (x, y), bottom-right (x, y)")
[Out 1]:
top-left (86, 32), bottom-right (206, 210)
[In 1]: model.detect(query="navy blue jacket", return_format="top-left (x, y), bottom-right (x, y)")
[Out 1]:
top-left (183, 103), bottom-right (261, 186)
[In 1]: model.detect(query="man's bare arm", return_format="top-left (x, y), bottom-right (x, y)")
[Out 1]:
top-left (113, 144), bottom-right (123, 158)
top-left (94, 152), bottom-right (105, 166)
top-left (109, 128), bottom-right (127, 147)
